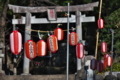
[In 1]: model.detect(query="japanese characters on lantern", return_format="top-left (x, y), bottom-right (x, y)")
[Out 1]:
top-left (69, 32), bottom-right (78, 46)
top-left (47, 35), bottom-right (58, 53)
top-left (25, 40), bottom-right (37, 59)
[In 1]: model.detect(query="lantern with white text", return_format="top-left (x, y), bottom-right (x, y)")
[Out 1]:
top-left (90, 59), bottom-right (97, 70)
top-left (98, 18), bottom-right (104, 29)
top-left (76, 43), bottom-right (84, 59)
top-left (97, 61), bottom-right (104, 72)
top-left (37, 40), bottom-right (47, 56)
top-left (101, 42), bottom-right (107, 53)
top-left (47, 35), bottom-right (58, 53)
top-left (105, 56), bottom-right (112, 67)
top-left (54, 27), bottom-right (64, 41)
top-left (10, 30), bottom-right (22, 55)
top-left (25, 40), bottom-right (37, 59)
top-left (69, 32), bottom-right (78, 46)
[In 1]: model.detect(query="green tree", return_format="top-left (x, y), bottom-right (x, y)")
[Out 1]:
top-left (99, 8), bottom-right (120, 54)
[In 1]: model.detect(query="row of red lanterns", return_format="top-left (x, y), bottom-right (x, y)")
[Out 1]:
top-left (9, 30), bottom-right (107, 60)
top-left (90, 54), bottom-right (112, 72)
top-left (55, 27), bottom-right (79, 46)
top-left (10, 29), bottom-right (82, 60)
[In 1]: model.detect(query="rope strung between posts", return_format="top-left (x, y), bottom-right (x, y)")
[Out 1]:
top-left (25, 24), bottom-right (79, 33)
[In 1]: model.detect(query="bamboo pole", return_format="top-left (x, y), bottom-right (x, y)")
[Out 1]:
top-left (95, 0), bottom-right (103, 59)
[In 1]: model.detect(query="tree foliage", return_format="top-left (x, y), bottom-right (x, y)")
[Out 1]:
top-left (99, 8), bottom-right (120, 54)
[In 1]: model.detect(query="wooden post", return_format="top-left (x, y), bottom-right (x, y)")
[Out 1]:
top-left (21, 12), bottom-right (31, 75)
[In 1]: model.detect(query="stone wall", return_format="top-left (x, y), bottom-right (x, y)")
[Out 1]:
top-left (0, 74), bottom-right (75, 80)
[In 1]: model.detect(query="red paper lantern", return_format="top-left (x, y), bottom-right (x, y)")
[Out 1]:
top-left (47, 35), bottom-right (58, 53)
top-left (101, 42), bottom-right (107, 53)
top-left (37, 40), bottom-right (47, 56)
top-left (104, 54), bottom-right (109, 59)
top-left (69, 32), bottom-right (78, 46)
top-left (10, 30), bottom-right (22, 55)
top-left (101, 59), bottom-right (107, 70)
top-left (105, 56), bottom-right (112, 67)
top-left (97, 61), bottom-right (104, 72)
top-left (54, 27), bottom-right (64, 41)
top-left (25, 40), bottom-right (37, 59)
top-left (90, 59), bottom-right (97, 70)
top-left (76, 43), bottom-right (84, 59)
top-left (98, 18), bottom-right (104, 29)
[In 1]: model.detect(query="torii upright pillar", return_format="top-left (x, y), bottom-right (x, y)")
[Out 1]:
top-left (76, 11), bottom-right (82, 70)
top-left (21, 12), bottom-right (31, 75)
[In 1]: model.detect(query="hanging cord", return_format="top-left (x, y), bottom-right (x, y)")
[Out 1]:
top-left (18, 28), bottom-right (39, 38)
top-left (57, 24), bottom-right (62, 27)
top-left (25, 26), bottom-right (75, 32)
top-left (38, 30), bottom-right (42, 39)
top-left (71, 27), bottom-right (75, 31)
top-left (47, 31), bottom-right (50, 36)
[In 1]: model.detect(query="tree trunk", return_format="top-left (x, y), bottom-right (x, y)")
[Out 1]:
top-left (0, 0), bottom-right (9, 74)
top-left (0, 0), bottom-right (9, 53)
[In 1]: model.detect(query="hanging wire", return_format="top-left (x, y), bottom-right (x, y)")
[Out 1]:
top-left (38, 30), bottom-right (42, 39)
top-left (47, 31), bottom-right (50, 36)
top-left (25, 27), bottom-right (75, 33)
top-left (18, 28), bottom-right (39, 38)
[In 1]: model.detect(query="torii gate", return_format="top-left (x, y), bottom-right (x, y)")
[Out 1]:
top-left (8, 1), bottom-right (98, 76)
